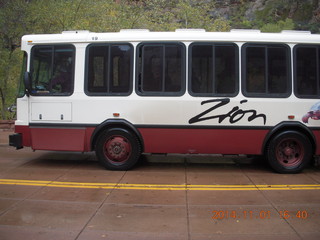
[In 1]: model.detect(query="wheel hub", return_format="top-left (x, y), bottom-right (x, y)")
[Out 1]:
top-left (276, 139), bottom-right (303, 167)
top-left (112, 144), bottom-right (122, 154)
top-left (283, 146), bottom-right (294, 157)
top-left (104, 136), bottom-right (131, 162)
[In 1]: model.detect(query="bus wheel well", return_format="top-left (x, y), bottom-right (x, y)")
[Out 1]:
top-left (91, 119), bottom-right (144, 152)
top-left (263, 122), bottom-right (316, 157)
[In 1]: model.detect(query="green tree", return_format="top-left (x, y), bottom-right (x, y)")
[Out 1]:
top-left (229, 0), bottom-right (256, 29)
top-left (143, 0), bottom-right (230, 31)
top-left (26, 0), bottom-right (91, 33)
top-left (254, 0), bottom-right (318, 32)
top-left (0, 0), bottom-right (28, 120)
top-left (143, 0), bottom-right (179, 31)
top-left (261, 18), bottom-right (295, 32)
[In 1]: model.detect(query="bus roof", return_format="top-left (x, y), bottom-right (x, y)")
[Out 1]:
top-left (21, 29), bottom-right (320, 49)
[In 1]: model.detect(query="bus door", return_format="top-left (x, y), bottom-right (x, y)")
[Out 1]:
top-left (24, 44), bottom-right (84, 151)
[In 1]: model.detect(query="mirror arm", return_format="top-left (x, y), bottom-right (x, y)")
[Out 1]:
top-left (24, 72), bottom-right (31, 97)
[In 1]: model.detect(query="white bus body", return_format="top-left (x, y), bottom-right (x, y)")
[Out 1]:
top-left (9, 29), bottom-right (320, 173)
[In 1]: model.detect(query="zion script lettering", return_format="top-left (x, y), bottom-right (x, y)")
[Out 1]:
top-left (189, 98), bottom-right (267, 125)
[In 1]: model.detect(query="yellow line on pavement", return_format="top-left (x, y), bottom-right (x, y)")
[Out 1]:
top-left (0, 179), bottom-right (320, 191)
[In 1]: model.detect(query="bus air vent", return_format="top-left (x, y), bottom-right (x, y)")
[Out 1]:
top-left (281, 30), bottom-right (311, 35)
top-left (175, 29), bottom-right (206, 32)
top-left (230, 29), bottom-right (261, 33)
top-left (120, 29), bottom-right (150, 33)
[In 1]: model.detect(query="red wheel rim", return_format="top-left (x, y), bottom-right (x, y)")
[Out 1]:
top-left (275, 138), bottom-right (304, 167)
top-left (104, 136), bottom-right (132, 163)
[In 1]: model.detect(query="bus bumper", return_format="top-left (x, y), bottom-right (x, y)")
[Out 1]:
top-left (9, 133), bottom-right (23, 149)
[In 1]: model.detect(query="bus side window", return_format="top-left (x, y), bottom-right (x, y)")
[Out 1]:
top-left (294, 45), bottom-right (320, 98)
top-left (86, 44), bottom-right (133, 96)
top-left (243, 44), bottom-right (291, 98)
top-left (189, 43), bottom-right (238, 97)
top-left (137, 42), bottom-right (185, 96)
top-left (30, 45), bottom-right (75, 96)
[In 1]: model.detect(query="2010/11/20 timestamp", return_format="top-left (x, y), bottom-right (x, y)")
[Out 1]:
top-left (211, 210), bottom-right (308, 220)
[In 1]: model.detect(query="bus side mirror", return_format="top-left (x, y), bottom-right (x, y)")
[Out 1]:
top-left (24, 72), bottom-right (31, 97)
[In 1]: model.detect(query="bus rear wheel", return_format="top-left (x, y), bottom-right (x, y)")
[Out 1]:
top-left (96, 128), bottom-right (141, 170)
top-left (267, 131), bottom-right (312, 173)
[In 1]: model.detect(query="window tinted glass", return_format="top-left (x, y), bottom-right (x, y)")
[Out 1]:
top-left (268, 47), bottom-right (289, 94)
top-left (137, 43), bottom-right (185, 96)
top-left (294, 45), bottom-right (320, 98)
top-left (142, 45), bottom-right (164, 92)
top-left (246, 46), bottom-right (266, 93)
top-left (30, 45), bottom-right (75, 95)
top-left (86, 44), bottom-right (133, 95)
top-left (243, 44), bottom-right (290, 97)
top-left (190, 43), bottom-right (238, 96)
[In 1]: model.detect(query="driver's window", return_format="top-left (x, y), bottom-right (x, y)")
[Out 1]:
top-left (30, 45), bottom-right (75, 95)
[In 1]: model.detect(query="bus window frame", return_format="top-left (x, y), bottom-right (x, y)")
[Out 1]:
top-left (293, 44), bottom-right (320, 99)
top-left (84, 42), bottom-right (134, 97)
top-left (18, 51), bottom-right (28, 98)
top-left (29, 44), bottom-right (75, 97)
top-left (136, 41), bottom-right (186, 97)
top-left (241, 43), bottom-right (292, 98)
top-left (188, 42), bottom-right (239, 97)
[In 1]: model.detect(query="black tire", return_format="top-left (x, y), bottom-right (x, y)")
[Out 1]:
top-left (95, 128), bottom-right (141, 170)
top-left (267, 131), bottom-right (312, 173)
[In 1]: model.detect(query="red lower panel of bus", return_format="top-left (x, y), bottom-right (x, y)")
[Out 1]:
top-left (138, 128), bottom-right (269, 155)
top-left (14, 125), bottom-right (320, 155)
top-left (14, 125), bottom-right (94, 152)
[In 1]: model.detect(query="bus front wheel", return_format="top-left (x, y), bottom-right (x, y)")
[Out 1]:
top-left (96, 128), bottom-right (141, 170)
top-left (267, 131), bottom-right (312, 173)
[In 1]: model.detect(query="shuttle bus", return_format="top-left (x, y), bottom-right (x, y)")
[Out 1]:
top-left (9, 29), bottom-right (320, 173)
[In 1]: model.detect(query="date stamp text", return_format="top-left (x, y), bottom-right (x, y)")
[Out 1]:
top-left (211, 210), bottom-right (308, 220)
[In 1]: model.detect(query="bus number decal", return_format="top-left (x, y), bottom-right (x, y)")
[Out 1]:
top-left (189, 98), bottom-right (267, 125)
